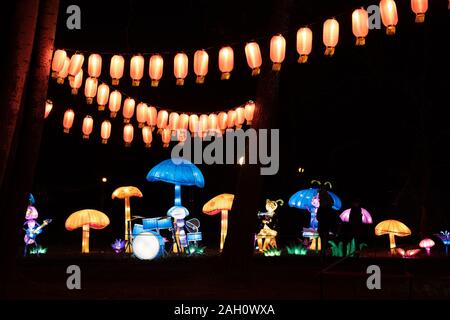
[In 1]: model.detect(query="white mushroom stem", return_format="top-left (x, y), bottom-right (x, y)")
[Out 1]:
top-left (389, 233), bottom-right (396, 253)
top-left (220, 210), bottom-right (228, 252)
top-left (82, 224), bottom-right (90, 254)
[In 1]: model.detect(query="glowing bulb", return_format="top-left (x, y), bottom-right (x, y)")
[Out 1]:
top-left (238, 156), bottom-right (245, 165)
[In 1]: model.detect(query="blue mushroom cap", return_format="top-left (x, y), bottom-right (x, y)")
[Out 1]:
top-left (288, 188), bottom-right (342, 211)
top-left (146, 158), bottom-right (205, 187)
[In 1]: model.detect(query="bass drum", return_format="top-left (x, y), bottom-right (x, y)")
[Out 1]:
top-left (132, 231), bottom-right (164, 260)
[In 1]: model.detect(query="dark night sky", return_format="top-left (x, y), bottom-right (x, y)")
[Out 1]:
top-left (31, 0), bottom-right (449, 251)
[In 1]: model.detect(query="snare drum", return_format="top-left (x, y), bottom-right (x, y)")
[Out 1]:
top-left (142, 218), bottom-right (158, 230)
top-left (132, 231), bottom-right (164, 260)
top-left (132, 224), bottom-right (144, 237)
top-left (187, 232), bottom-right (202, 242)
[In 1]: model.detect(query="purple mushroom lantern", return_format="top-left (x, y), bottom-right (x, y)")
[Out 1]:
top-left (340, 208), bottom-right (373, 224)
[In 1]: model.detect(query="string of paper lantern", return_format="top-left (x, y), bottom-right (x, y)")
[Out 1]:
top-left (50, 0), bottom-right (438, 87)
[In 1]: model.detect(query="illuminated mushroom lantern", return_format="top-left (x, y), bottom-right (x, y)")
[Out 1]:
top-left (65, 209), bottom-right (110, 254)
top-left (340, 207), bottom-right (373, 224)
top-left (112, 186), bottom-right (143, 253)
top-left (202, 193), bottom-right (234, 252)
top-left (375, 219), bottom-right (411, 254)
top-left (419, 238), bottom-right (434, 256)
top-left (146, 158), bottom-right (204, 253)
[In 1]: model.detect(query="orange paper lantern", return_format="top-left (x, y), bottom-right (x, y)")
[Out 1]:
top-left (82, 115), bottom-right (94, 139)
top-left (174, 53), bottom-right (188, 86)
top-left (44, 100), bottom-right (53, 119)
top-left (161, 128), bottom-right (171, 147)
top-left (227, 110), bottom-right (236, 129)
top-left (297, 27), bottom-right (313, 63)
top-left (123, 124), bottom-right (134, 147)
top-left (146, 106), bottom-right (158, 129)
top-left (142, 126), bottom-right (153, 147)
top-left (122, 98), bottom-right (136, 123)
top-left (101, 120), bottom-right (111, 144)
top-left (84, 77), bottom-right (98, 104)
top-left (411, 0), bottom-right (428, 23)
top-left (235, 107), bottom-right (245, 129)
top-left (380, 0), bottom-right (398, 35)
top-left (130, 55), bottom-right (144, 86)
top-left (168, 112), bottom-right (180, 131)
top-left (194, 50), bottom-right (209, 84)
top-left (208, 114), bottom-right (218, 135)
top-left (110, 55), bottom-right (124, 85)
top-left (218, 112), bottom-right (228, 133)
top-left (56, 57), bottom-right (70, 84)
top-left (245, 42), bottom-right (262, 76)
top-left (352, 8), bottom-right (369, 45)
top-left (96, 83), bottom-right (109, 111)
top-left (157, 110), bottom-right (169, 132)
top-left (218, 46), bottom-right (234, 80)
top-left (270, 35), bottom-right (286, 71)
top-left (149, 54), bottom-right (164, 87)
top-left (136, 103), bottom-right (148, 128)
top-left (88, 53), bottom-right (102, 78)
top-left (189, 114), bottom-right (199, 136)
top-left (69, 69), bottom-right (83, 94)
top-left (63, 109), bottom-right (75, 133)
top-left (108, 90), bottom-right (122, 118)
top-left (51, 49), bottom-right (67, 78)
top-left (323, 18), bottom-right (339, 56)
top-left (68, 53), bottom-right (84, 80)
top-left (244, 100), bottom-right (256, 125)
top-left (199, 114), bottom-right (208, 139)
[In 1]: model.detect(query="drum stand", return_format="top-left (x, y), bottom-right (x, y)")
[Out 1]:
top-left (124, 219), bottom-right (133, 254)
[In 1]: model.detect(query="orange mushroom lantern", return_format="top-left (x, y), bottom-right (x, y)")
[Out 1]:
top-left (130, 54), bottom-right (144, 86)
top-left (110, 55), bottom-right (124, 85)
top-left (194, 49), bottom-right (209, 84)
top-left (101, 120), bottom-right (111, 144)
top-left (174, 53), bottom-right (188, 86)
top-left (323, 18), bottom-right (339, 56)
top-left (63, 109), bottom-right (75, 133)
top-left (375, 219), bottom-right (411, 253)
top-left (149, 54), bottom-right (164, 87)
top-left (352, 8), bottom-right (369, 46)
top-left (380, 0), bottom-right (398, 35)
top-left (297, 27), bottom-right (312, 63)
top-left (270, 34), bottom-right (286, 71)
top-left (245, 42), bottom-right (262, 76)
top-left (112, 186), bottom-right (143, 253)
top-left (411, 0), bottom-right (428, 23)
top-left (202, 193), bottom-right (235, 252)
top-left (218, 46), bottom-right (234, 80)
top-left (65, 209), bottom-right (110, 253)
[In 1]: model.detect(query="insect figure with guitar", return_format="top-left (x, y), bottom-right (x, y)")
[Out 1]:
top-left (23, 202), bottom-right (52, 256)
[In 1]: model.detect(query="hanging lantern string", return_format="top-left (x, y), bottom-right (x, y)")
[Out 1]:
top-left (55, 2), bottom-right (372, 57)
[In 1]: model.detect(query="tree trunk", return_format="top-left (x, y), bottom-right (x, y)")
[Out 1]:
top-left (222, 0), bottom-right (293, 265)
top-left (0, 0), bottom-right (59, 298)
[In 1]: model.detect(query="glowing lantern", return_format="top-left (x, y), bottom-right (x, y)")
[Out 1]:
top-left (207, 114), bottom-right (218, 135)
top-left (123, 124), bottom-right (134, 147)
top-left (56, 57), bottom-right (70, 84)
top-left (323, 18), bottom-right (339, 56)
top-left (130, 55), bottom-right (144, 86)
top-left (375, 219), bottom-right (411, 254)
top-left (149, 54), bottom-right (164, 87)
top-left (112, 186), bottom-right (143, 253)
top-left (108, 90), bottom-right (122, 118)
top-left (244, 100), bottom-right (256, 125)
top-left (189, 114), bottom-right (199, 136)
top-left (270, 35), bottom-right (286, 71)
top-left (44, 100), bottom-right (53, 119)
top-left (82, 115), bottom-right (93, 139)
top-left (63, 109), bottom-right (75, 133)
top-left (169, 112), bottom-right (180, 132)
top-left (142, 126), bottom-right (153, 147)
top-left (203, 193), bottom-right (234, 252)
top-left (199, 114), bottom-right (208, 139)
top-left (161, 128), bottom-right (171, 147)
top-left (146, 106), bottom-right (158, 129)
top-left (380, 0), bottom-right (398, 35)
top-left (101, 120), bottom-right (111, 144)
top-left (411, 0), bottom-right (428, 23)
top-left (227, 110), bottom-right (236, 129)
top-left (96, 83), bottom-right (109, 111)
top-left (110, 55), bottom-right (124, 85)
top-left (419, 238), bottom-right (434, 255)
top-left (352, 8), bottom-right (369, 46)
top-left (122, 98), bottom-right (136, 123)
top-left (68, 53), bottom-right (84, 80)
top-left (194, 50), bottom-right (209, 84)
top-left (88, 53), bottom-right (102, 78)
top-left (65, 209), bottom-right (110, 254)
top-left (296, 27), bottom-right (313, 63)
top-left (157, 110), bottom-right (169, 132)
top-left (178, 113), bottom-right (189, 131)
top-left (218, 46), bottom-right (234, 80)
top-left (136, 102), bottom-right (148, 128)
top-left (218, 112), bottom-right (228, 133)
top-left (174, 53), bottom-right (188, 85)
top-left (84, 77), bottom-right (98, 104)
top-left (245, 42), bottom-right (262, 76)
top-left (69, 69), bottom-right (83, 94)
top-left (51, 49), bottom-right (67, 78)
top-left (235, 107), bottom-right (245, 129)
